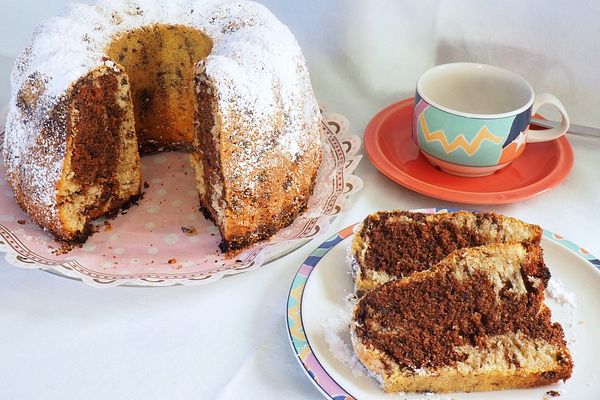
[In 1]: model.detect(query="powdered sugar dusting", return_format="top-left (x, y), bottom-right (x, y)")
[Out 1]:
top-left (3, 0), bottom-right (321, 234)
top-left (322, 294), bottom-right (368, 377)
top-left (200, 1), bottom-right (320, 191)
top-left (546, 278), bottom-right (577, 308)
top-left (545, 277), bottom-right (578, 346)
top-left (421, 393), bottom-right (453, 400)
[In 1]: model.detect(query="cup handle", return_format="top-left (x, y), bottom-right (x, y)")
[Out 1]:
top-left (527, 93), bottom-right (570, 143)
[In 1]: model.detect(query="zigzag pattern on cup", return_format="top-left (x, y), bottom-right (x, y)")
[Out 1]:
top-left (418, 114), bottom-right (503, 156)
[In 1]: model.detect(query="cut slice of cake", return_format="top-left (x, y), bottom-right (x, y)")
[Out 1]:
top-left (350, 242), bottom-right (573, 393)
top-left (351, 211), bottom-right (542, 295)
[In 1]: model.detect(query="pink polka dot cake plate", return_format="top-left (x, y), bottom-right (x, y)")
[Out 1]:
top-left (0, 109), bottom-right (363, 287)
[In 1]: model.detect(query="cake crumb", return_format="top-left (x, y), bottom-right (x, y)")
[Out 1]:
top-left (17, 220), bottom-right (26, 225)
top-left (103, 221), bottom-right (113, 232)
top-left (181, 225), bottom-right (197, 235)
top-left (168, 258), bottom-right (182, 269)
top-left (544, 389), bottom-right (561, 398)
top-left (51, 241), bottom-right (79, 255)
top-left (143, 181), bottom-right (150, 189)
top-left (119, 193), bottom-right (143, 215)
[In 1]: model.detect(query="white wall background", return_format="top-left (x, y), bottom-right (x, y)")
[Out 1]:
top-left (1, 0), bottom-right (600, 131)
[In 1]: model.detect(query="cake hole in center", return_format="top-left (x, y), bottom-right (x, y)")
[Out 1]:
top-left (106, 24), bottom-right (213, 150)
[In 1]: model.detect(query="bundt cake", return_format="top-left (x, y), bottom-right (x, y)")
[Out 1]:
top-left (3, 0), bottom-right (322, 252)
top-left (351, 243), bottom-right (573, 393)
top-left (351, 210), bottom-right (542, 294)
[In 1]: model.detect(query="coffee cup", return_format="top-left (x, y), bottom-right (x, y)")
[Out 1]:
top-left (412, 63), bottom-right (570, 177)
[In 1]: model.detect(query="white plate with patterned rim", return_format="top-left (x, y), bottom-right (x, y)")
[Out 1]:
top-left (287, 208), bottom-right (600, 399)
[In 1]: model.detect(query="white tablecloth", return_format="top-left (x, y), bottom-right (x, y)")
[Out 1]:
top-left (1, 1), bottom-right (599, 399)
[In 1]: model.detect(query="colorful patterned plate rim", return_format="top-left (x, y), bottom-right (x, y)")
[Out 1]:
top-left (286, 208), bottom-right (600, 399)
top-left (364, 99), bottom-right (574, 204)
top-left (0, 109), bottom-right (363, 287)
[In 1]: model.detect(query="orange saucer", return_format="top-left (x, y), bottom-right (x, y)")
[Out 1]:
top-left (364, 98), bottom-right (574, 204)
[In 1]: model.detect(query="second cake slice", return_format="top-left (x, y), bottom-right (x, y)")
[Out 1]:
top-left (350, 211), bottom-right (542, 295)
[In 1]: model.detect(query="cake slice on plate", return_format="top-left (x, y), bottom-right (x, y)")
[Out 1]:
top-left (350, 242), bottom-right (573, 393)
top-left (350, 211), bottom-right (541, 295)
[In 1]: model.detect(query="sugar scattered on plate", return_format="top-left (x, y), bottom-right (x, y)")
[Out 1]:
top-left (422, 393), bottom-right (453, 400)
top-left (546, 278), bottom-right (577, 308)
top-left (545, 278), bottom-right (578, 347)
top-left (321, 294), bottom-right (368, 377)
